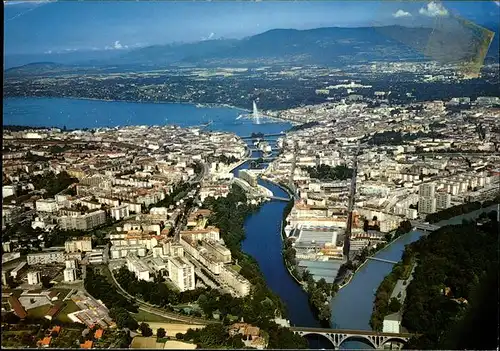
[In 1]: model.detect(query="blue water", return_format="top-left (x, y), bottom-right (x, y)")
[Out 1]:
top-left (244, 179), bottom-right (321, 328)
top-left (3, 97), bottom-right (289, 136)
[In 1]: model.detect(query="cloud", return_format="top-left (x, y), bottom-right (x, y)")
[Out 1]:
top-left (104, 41), bottom-right (128, 50)
top-left (393, 9), bottom-right (412, 18)
top-left (419, 1), bottom-right (449, 17)
top-left (4, 0), bottom-right (55, 6)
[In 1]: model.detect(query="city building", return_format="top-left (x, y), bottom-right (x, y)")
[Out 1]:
top-left (110, 204), bottom-right (130, 221)
top-left (36, 199), bottom-right (58, 213)
top-left (10, 261), bottom-right (27, 279)
top-left (238, 169), bottom-right (258, 187)
top-left (418, 182), bottom-right (437, 214)
top-left (65, 236), bottom-right (93, 253)
top-left (167, 256), bottom-right (195, 292)
top-left (383, 312), bottom-right (402, 333)
top-left (2, 185), bottom-right (17, 198)
top-left (219, 266), bottom-right (251, 297)
top-left (64, 268), bottom-right (77, 282)
top-left (58, 210), bottom-right (106, 231)
top-left (27, 271), bottom-right (41, 285)
top-left (65, 260), bottom-right (78, 269)
top-left (110, 244), bottom-right (147, 259)
top-left (418, 197), bottom-right (437, 214)
top-left (88, 249), bottom-right (105, 264)
top-left (436, 192), bottom-right (451, 210)
top-left (8, 296), bottom-right (27, 319)
top-left (126, 253), bottom-right (151, 281)
top-left (27, 251), bottom-right (65, 265)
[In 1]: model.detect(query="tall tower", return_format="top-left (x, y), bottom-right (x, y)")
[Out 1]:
top-left (343, 143), bottom-right (361, 261)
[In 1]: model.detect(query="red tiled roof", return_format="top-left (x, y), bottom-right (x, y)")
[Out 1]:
top-left (8, 296), bottom-right (27, 319)
top-left (40, 337), bottom-right (51, 346)
top-left (94, 329), bottom-right (103, 339)
top-left (80, 340), bottom-right (93, 349)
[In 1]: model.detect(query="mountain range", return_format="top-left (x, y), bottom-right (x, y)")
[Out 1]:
top-left (5, 23), bottom-right (499, 73)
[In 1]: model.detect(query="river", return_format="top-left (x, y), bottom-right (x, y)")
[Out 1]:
top-left (4, 97), bottom-right (496, 349)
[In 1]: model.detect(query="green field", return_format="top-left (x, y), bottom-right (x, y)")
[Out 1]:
top-left (132, 310), bottom-right (179, 323)
top-left (56, 300), bottom-right (81, 323)
top-left (27, 304), bottom-right (51, 319)
top-left (49, 288), bottom-right (72, 300)
top-left (229, 264), bottom-right (242, 273)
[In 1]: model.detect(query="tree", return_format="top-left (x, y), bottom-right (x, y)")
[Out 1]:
top-left (156, 328), bottom-right (166, 339)
top-left (41, 275), bottom-right (52, 289)
top-left (389, 298), bottom-right (402, 313)
top-left (175, 333), bottom-right (184, 340)
top-left (139, 323), bottom-right (153, 337)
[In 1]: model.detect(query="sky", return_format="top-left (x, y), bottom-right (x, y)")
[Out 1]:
top-left (4, 0), bottom-right (500, 55)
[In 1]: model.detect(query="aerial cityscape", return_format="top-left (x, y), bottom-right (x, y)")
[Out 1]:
top-left (2, 0), bottom-right (499, 350)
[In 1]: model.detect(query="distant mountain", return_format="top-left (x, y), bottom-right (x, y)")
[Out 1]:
top-left (112, 24), bottom-right (499, 67)
top-left (5, 24), bottom-right (499, 72)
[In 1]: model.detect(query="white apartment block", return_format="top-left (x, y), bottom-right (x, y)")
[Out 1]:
top-left (65, 237), bottom-right (93, 253)
top-left (27, 271), bottom-right (41, 285)
top-left (110, 205), bottom-right (130, 221)
top-left (10, 262), bottom-right (27, 279)
top-left (65, 260), bottom-right (77, 269)
top-left (202, 240), bottom-right (232, 263)
top-left (436, 192), bottom-right (451, 210)
top-left (2, 185), bottom-right (17, 199)
top-left (110, 233), bottom-right (160, 250)
top-left (110, 245), bottom-right (147, 259)
top-left (167, 256), bottom-right (195, 292)
top-left (126, 253), bottom-right (150, 281)
top-left (27, 251), bottom-right (65, 265)
top-left (64, 268), bottom-right (77, 282)
top-left (97, 197), bottom-right (120, 207)
top-left (418, 197), bottom-right (437, 214)
top-left (88, 249), bottom-right (104, 265)
top-left (36, 199), bottom-right (59, 213)
top-left (58, 210), bottom-right (106, 231)
top-left (419, 183), bottom-right (436, 198)
top-left (123, 202), bottom-right (142, 214)
top-left (219, 266), bottom-right (251, 297)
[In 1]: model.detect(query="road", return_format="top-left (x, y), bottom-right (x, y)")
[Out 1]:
top-left (106, 265), bottom-right (216, 325)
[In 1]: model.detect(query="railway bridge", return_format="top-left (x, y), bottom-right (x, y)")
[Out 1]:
top-left (290, 327), bottom-right (414, 349)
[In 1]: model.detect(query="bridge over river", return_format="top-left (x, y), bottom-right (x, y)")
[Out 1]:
top-left (290, 327), bottom-right (415, 349)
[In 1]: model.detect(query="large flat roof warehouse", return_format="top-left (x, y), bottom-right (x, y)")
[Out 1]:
top-left (296, 226), bottom-right (340, 245)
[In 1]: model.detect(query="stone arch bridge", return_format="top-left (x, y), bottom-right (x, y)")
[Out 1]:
top-left (290, 327), bottom-right (415, 349)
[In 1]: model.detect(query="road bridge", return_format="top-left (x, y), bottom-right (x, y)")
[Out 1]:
top-left (290, 327), bottom-right (414, 349)
top-left (411, 222), bottom-right (442, 232)
top-left (247, 157), bottom-right (276, 161)
top-left (240, 133), bottom-right (285, 139)
top-left (367, 257), bottom-right (398, 264)
top-left (266, 196), bottom-right (290, 202)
